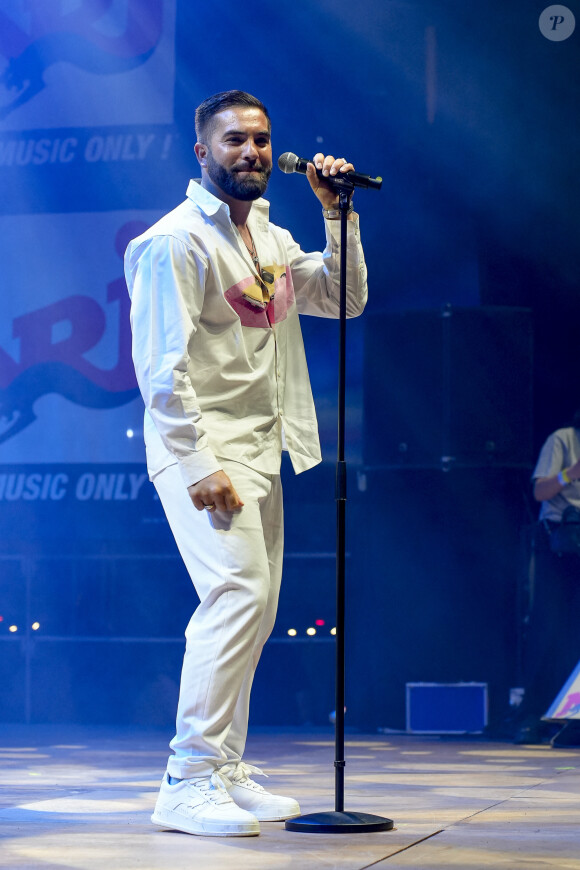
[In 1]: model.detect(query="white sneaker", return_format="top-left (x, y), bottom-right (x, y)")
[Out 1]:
top-left (151, 772), bottom-right (260, 837)
top-left (222, 762), bottom-right (301, 822)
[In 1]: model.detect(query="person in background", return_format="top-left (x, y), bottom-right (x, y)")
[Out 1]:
top-left (516, 410), bottom-right (580, 746)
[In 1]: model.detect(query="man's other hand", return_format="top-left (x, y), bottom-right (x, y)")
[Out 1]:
top-left (188, 471), bottom-right (244, 512)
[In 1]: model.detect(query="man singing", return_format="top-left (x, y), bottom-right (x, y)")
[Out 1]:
top-left (125, 90), bottom-right (367, 837)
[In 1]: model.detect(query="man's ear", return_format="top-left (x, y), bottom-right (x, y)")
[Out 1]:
top-left (194, 142), bottom-right (208, 167)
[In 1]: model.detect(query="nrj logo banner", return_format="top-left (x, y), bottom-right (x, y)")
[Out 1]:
top-left (0, 210), bottom-right (161, 464)
top-left (0, 0), bottom-right (175, 130)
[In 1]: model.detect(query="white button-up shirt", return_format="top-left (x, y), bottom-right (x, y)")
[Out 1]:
top-left (125, 180), bottom-right (367, 488)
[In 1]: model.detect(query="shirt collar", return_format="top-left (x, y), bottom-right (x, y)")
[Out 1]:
top-left (186, 179), bottom-right (270, 228)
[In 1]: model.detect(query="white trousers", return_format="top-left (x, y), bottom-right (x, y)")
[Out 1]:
top-left (153, 459), bottom-right (283, 779)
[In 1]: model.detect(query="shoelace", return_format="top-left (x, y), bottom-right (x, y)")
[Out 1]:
top-left (189, 770), bottom-right (233, 805)
top-left (229, 762), bottom-right (269, 791)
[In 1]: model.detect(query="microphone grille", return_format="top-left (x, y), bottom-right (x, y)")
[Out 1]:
top-left (277, 152), bottom-right (298, 174)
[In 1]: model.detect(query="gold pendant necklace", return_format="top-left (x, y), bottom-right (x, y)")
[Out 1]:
top-left (244, 230), bottom-right (260, 273)
top-left (239, 227), bottom-right (273, 308)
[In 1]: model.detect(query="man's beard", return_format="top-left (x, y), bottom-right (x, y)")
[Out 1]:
top-left (206, 149), bottom-right (272, 201)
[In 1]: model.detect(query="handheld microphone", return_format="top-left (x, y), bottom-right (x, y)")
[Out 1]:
top-left (278, 152), bottom-right (382, 191)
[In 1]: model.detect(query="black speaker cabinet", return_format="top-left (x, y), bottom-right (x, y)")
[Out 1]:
top-left (364, 306), bottom-right (533, 469)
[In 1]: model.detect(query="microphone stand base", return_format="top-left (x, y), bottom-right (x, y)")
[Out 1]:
top-left (285, 810), bottom-right (394, 834)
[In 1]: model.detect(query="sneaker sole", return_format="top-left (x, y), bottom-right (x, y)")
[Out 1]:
top-left (151, 811), bottom-right (260, 837)
top-left (255, 810), bottom-right (301, 822)
top-left (228, 787), bottom-right (301, 822)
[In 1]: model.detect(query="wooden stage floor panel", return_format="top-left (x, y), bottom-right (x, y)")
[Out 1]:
top-left (0, 727), bottom-right (578, 869)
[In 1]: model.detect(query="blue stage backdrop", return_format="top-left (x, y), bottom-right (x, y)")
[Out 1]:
top-left (0, 0), bottom-right (580, 547)
top-left (0, 0), bottom-right (577, 553)
top-left (1, 0), bottom-right (579, 728)
top-left (0, 0), bottom-right (485, 550)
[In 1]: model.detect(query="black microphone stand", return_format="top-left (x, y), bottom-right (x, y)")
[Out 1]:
top-left (286, 184), bottom-right (394, 834)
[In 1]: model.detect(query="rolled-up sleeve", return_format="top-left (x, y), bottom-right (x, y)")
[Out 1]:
top-left (284, 214), bottom-right (368, 318)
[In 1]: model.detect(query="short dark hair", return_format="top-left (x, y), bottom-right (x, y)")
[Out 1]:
top-left (195, 90), bottom-right (270, 143)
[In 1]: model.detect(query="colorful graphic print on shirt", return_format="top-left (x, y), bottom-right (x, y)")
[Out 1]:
top-left (224, 264), bottom-right (295, 327)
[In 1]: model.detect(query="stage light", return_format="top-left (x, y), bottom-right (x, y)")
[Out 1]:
top-left (31, 622), bottom-right (40, 631)
top-left (315, 619), bottom-right (325, 626)
top-left (287, 628), bottom-right (297, 637)
top-left (126, 428), bottom-right (134, 438)
top-left (306, 627), bottom-right (316, 636)
top-left (330, 627), bottom-right (337, 635)
top-left (9, 625), bottom-right (17, 633)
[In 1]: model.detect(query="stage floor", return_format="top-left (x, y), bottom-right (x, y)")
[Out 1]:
top-left (0, 725), bottom-right (578, 869)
